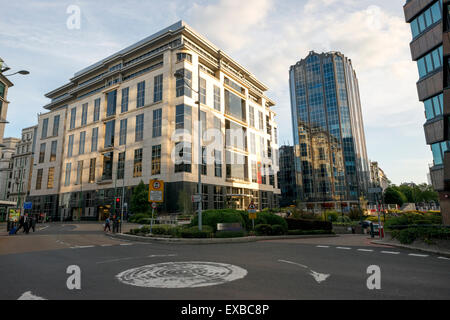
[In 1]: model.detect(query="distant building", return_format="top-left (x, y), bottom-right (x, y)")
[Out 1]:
top-left (289, 51), bottom-right (370, 211)
top-left (0, 64), bottom-right (14, 143)
top-left (369, 161), bottom-right (389, 204)
top-left (0, 137), bottom-right (20, 201)
top-left (278, 145), bottom-right (297, 207)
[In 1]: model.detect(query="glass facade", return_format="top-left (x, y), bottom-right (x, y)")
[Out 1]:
top-left (289, 51), bottom-right (370, 203)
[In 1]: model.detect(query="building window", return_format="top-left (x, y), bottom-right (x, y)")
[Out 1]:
top-left (50, 140), bottom-right (57, 162)
top-left (260, 136), bottom-right (265, 158)
top-left (133, 148), bottom-right (143, 177)
top-left (136, 81), bottom-right (145, 108)
top-left (200, 78), bottom-right (206, 104)
top-left (214, 186), bottom-right (224, 209)
top-left (225, 119), bottom-right (247, 151)
top-left (261, 164), bottom-right (267, 184)
top-left (79, 131), bottom-right (86, 155)
top-left (104, 120), bottom-right (115, 148)
top-left (117, 152), bottom-right (125, 180)
top-left (70, 107), bottom-right (76, 129)
top-left (225, 151), bottom-right (248, 181)
top-left (201, 146), bottom-right (207, 175)
top-left (64, 163), bottom-right (71, 186)
top-left (251, 161), bottom-right (257, 183)
top-left (258, 111), bottom-right (264, 131)
top-left (174, 141), bottom-right (192, 173)
top-left (249, 106), bottom-right (255, 127)
top-left (175, 69), bottom-right (192, 98)
top-left (76, 160), bottom-right (83, 185)
top-left (119, 119), bottom-right (127, 146)
top-left (224, 90), bottom-right (246, 122)
top-left (52, 115), bottom-right (60, 136)
top-left (177, 52), bottom-right (192, 63)
top-left (201, 110), bottom-right (207, 140)
top-left (36, 169), bottom-right (43, 190)
top-left (175, 104), bottom-right (192, 134)
top-left (135, 114), bottom-right (144, 142)
top-left (214, 149), bottom-right (222, 177)
top-left (39, 143), bottom-right (46, 163)
top-left (91, 127), bottom-right (98, 152)
top-left (224, 77), bottom-right (245, 94)
top-left (89, 158), bottom-right (96, 183)
top-left (67, 135), bottom-right (74, 157)
top-left (153, 109), bottom-right (162, 138)
top-left (266, 115), bottom-right (271, 135)
top-left (152, 145), bottom-right (161, 175)
top-left (41, 118), bottom-right (49, 139)
top-left (81, 103), bottom-right (88, 126)
top-left (417, 46), bottom-right (443, 79)
top-left (94, 98), bottom-right (100, 122)
top-left (267, 140), bottom-right (272, 159)
top-left (410, 1), bottom-right (442, 39)
top-left (250, 132), bottom-right (256, 154)
top-left (106, 90), bottom-right (117, 117)
top-left (102, 152), bottom-right (113, 180)
top-left (47, 167), bottom-right (54, 189)
top-left (424, 93), bottom-right (443, 120)
top-left (154, 74), bottom-right (163, 102)
top-left (214, 85), bottom-right (221, 111)
top-left (121, 87), bottom-right (129, 113)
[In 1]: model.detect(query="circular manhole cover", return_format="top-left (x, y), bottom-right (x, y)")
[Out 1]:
top-left (116, 261), bottom-right (248, 288)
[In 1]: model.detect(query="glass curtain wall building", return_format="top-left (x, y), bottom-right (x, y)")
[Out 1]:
top-left (289, 51), bottom-right (370, 210)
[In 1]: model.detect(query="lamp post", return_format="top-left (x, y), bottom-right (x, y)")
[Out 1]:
top-left (174, 62), bottom-right (203, 231)
top-left (113, 145), bottom-right (126, 232)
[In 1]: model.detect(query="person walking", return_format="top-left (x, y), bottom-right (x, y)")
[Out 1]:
top-left (104, 216), bottom-right (111, 232)
top-left (24, 215), bottom-right (31, 234)
top-left (31, 216), bottom-right (37, 232)
top-left (15, 215), bottom-right (25, 234)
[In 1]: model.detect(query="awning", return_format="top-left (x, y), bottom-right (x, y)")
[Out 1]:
top-left (0, 200), bottom-right (17, 207)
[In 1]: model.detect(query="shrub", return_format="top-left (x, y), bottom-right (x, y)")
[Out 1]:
top-left (336, 215), bottom-right (351, 223)
top-left (348, 208), bottom-right (363, 220)
top-left (254, 212), bottom-right (288, 232)
top-left (180, 225), bottom-right (214, 238)
top-left (190, 209), bottom-right (246, 232)
top-left (129, 213), bottom-right (150, 223)
top-left (385, 213), bottom-right (442, 229)
top-left (391, 227), bottom-right (450, 244)
top-left (255, 224), bottom-right (272, 236)
top-left (287, 229), bottom-right (333, 235)
top-left (286, 218), bottom-right (332, 231)
top-left (215, 230), bottom-right (246, 238)
top-left (324, 210), bottom-right (339, 222)
top-left (271, 224), bottom-right (286, 235)
top-left (151, 224), bottom-right (178, 236)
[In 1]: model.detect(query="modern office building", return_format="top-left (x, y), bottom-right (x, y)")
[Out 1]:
top-left (28, 21), bottom-right (280, 220)
top-left (404, 0), bottom-right (449, 224)
top-left (7, 126), bottom-right (37, 209)
top-left (278, 145), bottom-right (297, 207)
top-left (289, 51), bottom-right (370, 211)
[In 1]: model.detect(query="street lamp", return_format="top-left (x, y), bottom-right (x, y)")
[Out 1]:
top-left (0, 120), bottom-right (9, 124)
top-left (174, 63), bottom-right (203, 231)
top-left (113, 144), bottom-right (127, 232)
top-left (2, 70), bottom-right (30, 76)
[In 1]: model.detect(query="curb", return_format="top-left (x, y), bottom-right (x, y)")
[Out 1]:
top-left (371, 240), bottom-right (450, 258)
top-left (106, 233), bottom-right (337, 245)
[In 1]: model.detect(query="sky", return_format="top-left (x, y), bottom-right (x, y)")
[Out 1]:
top-left (0, 0), bottom-right (430, 185)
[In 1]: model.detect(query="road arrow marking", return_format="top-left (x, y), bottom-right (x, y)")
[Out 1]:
top-left (309, 270), bottom-right (330, 284)
top-left (18, 291), bottom-right (46, 300)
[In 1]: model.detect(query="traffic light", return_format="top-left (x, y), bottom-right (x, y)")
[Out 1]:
top-left (116, 197), bottom-right (121, 206)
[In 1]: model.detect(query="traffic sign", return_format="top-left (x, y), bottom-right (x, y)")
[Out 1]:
top-left (192, 194), bottom-right (202, 203)
top-left (248, 202), bottom-right (257, 219)
top-left (368, 187), bottom-right (382, 194)
top-left (151, 202), bottom-right (158, 209)
top-left (23, 202), bottom-right (32, 210)
top-left (149, 179), bottom-right (164, 203)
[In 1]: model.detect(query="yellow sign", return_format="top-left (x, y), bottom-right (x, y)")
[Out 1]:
top-left (249, 212), bottom-right (257, 220)
top-left (9, 209), bottom-right (20, 222)
top-left (149, 179), bottom-right (164, 203)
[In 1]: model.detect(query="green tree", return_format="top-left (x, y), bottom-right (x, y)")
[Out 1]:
top-left (130, 180), bottom-right (151, 214)
top-left (383, 186), bottom-right (407, 206)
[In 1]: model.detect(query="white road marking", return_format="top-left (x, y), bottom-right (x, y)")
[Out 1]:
top-left (278, 259), bottom-right (308, 269)
top-left (381, 251), bottom-right (400, 255)
top-left (148, 254), bottom-right (178, 258)
top-left (97, 254), bottom-right (178, 264)
top-left (316, 245), bottom-right (330, 248)
top-left (357, 249), bottom-right (374, 252)
top-left (336, 247), bottom-right (351, 250)
top-left (70, 245), bottom-right (95, 249)
top-left (101, 244), bottom-right (113, 247)
top-left (408, 253), bottom-right (428, 257)
top-left (438, 256), bottom-right (450, 260)
top-left (120, 243), bottom-right (133, 246)
top-left (38, 226), bottom-right (49, 231)
top-left (309, 270), bottom-right (330, 284)
top-left (18, 291), bottom-right (46, 300)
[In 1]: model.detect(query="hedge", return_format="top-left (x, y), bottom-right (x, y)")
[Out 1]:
top-left (285, 218), bottom-right (332, 231)
top-left (288, 229), bottom-right (334, 235)
top-left (215, 230), bottom-right (246, 238)
top-left (254, 212), bottom-right (288, 232)
top-left (180, 225), bottom-right (214, 238)
top-left (391, 227), bottom-right (450, 244)
top-left (190, 209), bottom-right (246, 232)
top-left (255, 224), bottom-right (272, 236)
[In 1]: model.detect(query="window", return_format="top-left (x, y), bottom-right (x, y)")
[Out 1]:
top-left (94, 98), bottom-right (100, 122)
top-left (200, 78), bottom-right (206, 104)
top-left (79, 131), bottom-right (86, 155)
top-left (91, 127), bottom-right (98, 152)
top-left (135, 114), bottom-right (144, 142)
top-left (177, 52), bottom-right (192, 62)
top-left (133, 148), bottom-right (143, 177)
top-left (267, 140), bottom-right (272, 159)
top-left (47, 167), bottom-right (54, 189)
top-left (89, 158), bottom-right (96, 183)
top-left (76, 160), bottom-right (83, 185)
top-left (152, 145), bottom-right (161, 175)
top-left (214, 149), bottom-right (222, 177)
top-left (251, 160), bottom-right (257, 183)
top-left (117, 152), bottom-right (125, 180)
top-left (70, 107), bottom-right (76, 129)
top-left (106, 90), bottom-right (117, 116)
top-left (214, 85), bottom-right (221, 111)
top-left (224, 77), bottom-right (245, 94)
top-left (153, 109), bottom-right (162, 137)
top-left (201, 110), bottom-right (207, 140)
top-left (104, 120), bottom-right (115, 148)
top-left (121, 87), bottom-right (129, 113)
top-left (174, 141), bottom-right (192, 173)
top-left (119, 119), bottom-right (127, 145)
top-left (154, 74), bottom-right (163, 102)
top-left (39, 143), bottom-right (46, 163)
top-left (410, 1), bottom-right (442, 39)
top-left (137, 81), bottom-right (145, 108)
top-left (262, 164), bottom-right (267, 184)
top-left (41, 118), bottom-right (48, 139)
top-left (424, 94), bottom-right (443, 120)
top-left (36, 169), bottom-right (43, 190)
top-left (50, 140), bottom-right (57, 162)
top-left (225, 90), bottom-right (246, 122)
top-left (81, 103), bottom-right (88, 126)
top-left (225, 120), bottom-right (247, 151)
top-left (260, 136), bottom-right (265, 158)
top-left (201, 146), bottom-right (207, 175)
top-left (417, 46), bottom-right (443, 79)
top-left (102, 152), bottom-right (113, 180)
top-left (266, 115), bottom-right (272, 135)
top-left (274, 127), bottom-right (278, 144)
top-left (64, 163), bottom-right (71, 186)
top-left (249, 106), bottom-right (255, 127)
top-left (52, 115), bottom-right (60, 136)
top-left (68, 135), bottom-right (74, 157)
top-left (175, 104), bottom-right (192, 134)
top-left (250, 132), bottom-right (256, 154)
top-left (176, 69), bottom-right (192, 98)
top-left (225, 151), bottom-right (248, 181)
top-left (214, 186), bottom-right (224, 209)
top-left (258, 111), bottom-right (264, 131)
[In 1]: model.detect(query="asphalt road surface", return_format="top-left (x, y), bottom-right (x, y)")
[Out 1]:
top-left (0, 223), bottom-right (449, 300)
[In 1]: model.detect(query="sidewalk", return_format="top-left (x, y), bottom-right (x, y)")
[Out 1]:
top-left (371, 237), bottom-right (450, 258)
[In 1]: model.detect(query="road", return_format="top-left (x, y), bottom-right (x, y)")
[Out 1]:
top-left (0, 223), bottom-right (449, 300)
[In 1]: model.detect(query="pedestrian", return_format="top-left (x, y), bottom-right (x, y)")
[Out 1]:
top-left (31, 215), bottom-right (37, 232)
top-left (15, 215), bottom-right (25, 234)
top-left (112, 215), bottom-right (119, 233)
top-left (24, 215), bottom-right (31, 234)
top-left (104, 216), bottom-right (111, 232)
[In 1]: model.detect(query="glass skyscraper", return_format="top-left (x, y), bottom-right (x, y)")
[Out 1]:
top-left (289, 51), bottom-right (370, 209)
